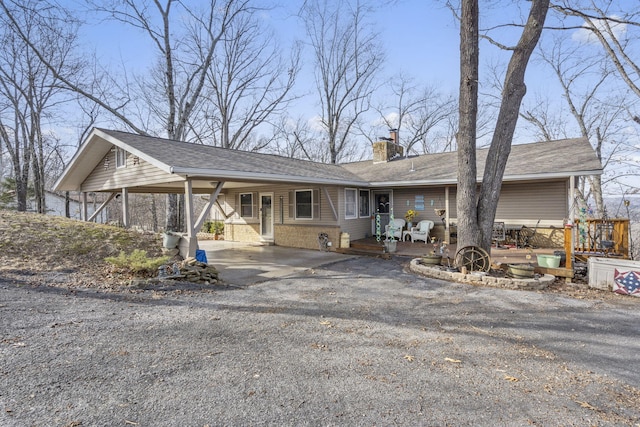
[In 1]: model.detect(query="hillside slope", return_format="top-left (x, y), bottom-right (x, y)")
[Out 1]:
top-left (0, 211), bottom-right (162, 289)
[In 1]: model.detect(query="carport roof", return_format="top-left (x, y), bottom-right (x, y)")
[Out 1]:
top-left (55, 129), bottom-right (602, 192)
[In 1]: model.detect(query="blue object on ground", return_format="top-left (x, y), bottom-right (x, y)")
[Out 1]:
top-left (195, 249), bottom-right (208, 263)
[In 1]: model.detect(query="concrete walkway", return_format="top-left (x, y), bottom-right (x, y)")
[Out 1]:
top-left (199, 240), bottom-right (353, 286)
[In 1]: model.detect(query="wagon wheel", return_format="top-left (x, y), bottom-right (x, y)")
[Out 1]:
top-left (455, 246), bottom-right (491, 272)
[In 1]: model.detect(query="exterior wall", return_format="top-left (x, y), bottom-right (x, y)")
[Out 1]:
top-left (81, 149), bottom-right (183, 192)
top-left (495, 181), bottom-right (567, 227)
top-left (222, 179), bottom-right (569, 249)
top-left (275, 224), bottom-right (341, 250)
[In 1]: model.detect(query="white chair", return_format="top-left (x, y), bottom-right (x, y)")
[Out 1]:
top-left (410, 220), bottom-right (435, 243)
top-left (384, 218), bottom-right (405, 240)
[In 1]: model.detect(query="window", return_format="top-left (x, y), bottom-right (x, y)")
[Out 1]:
top-left (295, 189), bottom-right (313, 219)
top-left (345, 188), bottom-right (357, 219)
top-left (240, 193), bottom-right (253, 217)
top-left (359, 190), bottom-right (370, 217)
top-left (115, 147), bottom-right (127, 168)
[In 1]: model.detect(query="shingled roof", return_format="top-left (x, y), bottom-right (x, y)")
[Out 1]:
top-left (55, 129), bottom-right (602, 192)
top-left (341, 137), bottom-right (602, 185)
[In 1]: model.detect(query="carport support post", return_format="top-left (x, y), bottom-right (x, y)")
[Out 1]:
top-left (81, 192), bottom-right (88, 221)
top-left (184, 180), bottom-right (197, 258)
top-left (121, 188), bottom-right (130, 228)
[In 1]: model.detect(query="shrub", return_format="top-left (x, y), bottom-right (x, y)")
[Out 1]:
top-left (105, 249), bottom-right (169, 275)
top-left (202, 220), bottom-right (224, 234)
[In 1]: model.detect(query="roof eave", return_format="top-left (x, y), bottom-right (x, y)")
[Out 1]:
top-left (365, 170), bottom-right (603, 187)
top-left (170, 167), bottom-right (368, 187)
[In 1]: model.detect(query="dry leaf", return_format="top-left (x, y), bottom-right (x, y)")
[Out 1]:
top-left (576, 400), bottom-right (598, 411)
top-left (504, 375), bottom-right (519, 382)
top-left (319, 320), bottom-right (333, 328)
top-left (444, 357), bottom-right (461, 363)
top-left (404, 354), bottom-right (414, 362)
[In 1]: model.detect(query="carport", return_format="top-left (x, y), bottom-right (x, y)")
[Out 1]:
top-left (53, 128), bottom-right (365, 258)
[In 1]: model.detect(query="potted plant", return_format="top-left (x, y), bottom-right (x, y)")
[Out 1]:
top-left (421, 242), bottom-right (443, 266)
top-left (508, 263), bottom-right (535, 278)
top-left (404, 209), bottom-right (416, 229)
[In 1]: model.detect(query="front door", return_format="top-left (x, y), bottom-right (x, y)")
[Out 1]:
top-left (259, 193), bottom-right (273, 240)
top-left (372, 191), bottom-right (392, 238)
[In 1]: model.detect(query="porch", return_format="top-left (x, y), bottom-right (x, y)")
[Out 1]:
top-left (343, 236), bottom-right (562, 266)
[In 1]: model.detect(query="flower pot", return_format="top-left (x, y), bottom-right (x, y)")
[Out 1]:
top-left (162, 232), bottom-right (181, 249)
top-left (536, 254), bottom-right (561, 268)
top-left (508, 263), bottom-right (535, 278)
top-left (384, 240), bottom-right (397, 253)
top-left (421, 254), bottom-right (442, 266)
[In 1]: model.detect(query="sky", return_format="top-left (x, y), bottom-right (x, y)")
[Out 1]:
top-left (67, 0), bottom-right (638, 193)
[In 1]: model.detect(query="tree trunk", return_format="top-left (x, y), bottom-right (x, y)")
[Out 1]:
top-left (476, 0), bottom-right (549, 252)
top-left (456, 0), bottom-right (481, 248)
top-left (166, 193), bottom-right (179, 232)
top-left (457, 0), bottom-right (550, 253)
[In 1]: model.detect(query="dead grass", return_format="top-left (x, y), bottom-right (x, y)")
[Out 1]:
top-left (0, 210), bottom-right (162, 288)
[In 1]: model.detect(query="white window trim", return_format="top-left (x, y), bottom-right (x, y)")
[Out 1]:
top-left (239, 192), bottom-right (254, 218)
top-left (115, 147), bottom-right (127, 168)
top-left (345, 188), bottom-right (357, 220)
top-left (359, 189), bottom-right (370, 218)
top-left (295, 189), bottom-right (313, 220)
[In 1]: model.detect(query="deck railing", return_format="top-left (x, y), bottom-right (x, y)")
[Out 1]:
top-left (573, 218), bottom-right (629, 259)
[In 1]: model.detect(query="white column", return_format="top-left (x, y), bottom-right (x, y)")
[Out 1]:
top-left (121, 188), bottom-right (130, 228)
top-left (184, 180), bottom-right (197, 257)
top-left (81, 192), bottom-right (88, 221)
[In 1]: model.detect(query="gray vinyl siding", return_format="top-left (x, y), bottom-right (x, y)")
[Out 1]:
top-left (495, 181), bottom-right (567, 226)
top-left (378, 180), bottom-right (566, 228)
top-left (81, 150), bottom-right (182, 192)
top-left (224, 184), bottom-right (340, 226)
top-left (390, 188), bottom-right (451, 224)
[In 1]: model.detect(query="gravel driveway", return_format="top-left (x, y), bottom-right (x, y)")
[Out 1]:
top-left (2, 256), bottom-right (639, 426)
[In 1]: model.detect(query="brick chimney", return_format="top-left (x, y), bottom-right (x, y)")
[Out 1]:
top-left (373, 129), bottom-right (403, 163)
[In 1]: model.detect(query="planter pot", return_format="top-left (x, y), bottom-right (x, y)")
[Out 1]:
top-left (508, 263), bottom-right (535, 278)
top-left (162, 232), bottom-right (181, 249)
top-left (421, 254), bottom-right (442, 266)
top-left (384, 240), bottom-right (397, 253)
top-left (537, 254), bottom-right (561, 268)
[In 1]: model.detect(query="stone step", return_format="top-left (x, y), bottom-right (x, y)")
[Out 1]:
top-left (335, 247), bottom-right (391, 260)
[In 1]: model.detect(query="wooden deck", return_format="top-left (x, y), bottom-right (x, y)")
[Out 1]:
top-left (342, 237), bottom-right (560, 265)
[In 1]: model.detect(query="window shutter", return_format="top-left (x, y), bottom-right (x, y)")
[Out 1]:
top-left (313, 189), bottom-right (320, 219)
top-left (253, 192), bottom-right (258, 218)
top-left (288, 191), bottom-right (294, 219)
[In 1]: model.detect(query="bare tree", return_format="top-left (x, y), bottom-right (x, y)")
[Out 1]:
top-left (299, 0), bottom-right (384, 164)
top-left (0, 0), bottom-right (80, 213)
top-left (366, 73), bottom-right (457, 155)
top-left (522, 34), bottom-right (635, 217)
top-left (190, 12), bottom-right (301, 151)
top-left (456, 0), bottom-right (550, 252)
top-left (553, 1), bottom-right (640, 99)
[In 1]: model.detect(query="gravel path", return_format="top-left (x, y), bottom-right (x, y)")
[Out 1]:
top-left (2, 257), bottom-right (640, 426)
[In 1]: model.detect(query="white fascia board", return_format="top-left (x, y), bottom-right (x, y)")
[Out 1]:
top-left (94, 129), bottom-right (173, 174)
top-left (170, 167), bottom-right (368, 187)
top-left (366, 170), bottom-right (602, 187)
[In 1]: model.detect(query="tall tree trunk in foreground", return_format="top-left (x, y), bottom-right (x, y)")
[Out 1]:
top-left (457, 0), bottom-right (550, 252)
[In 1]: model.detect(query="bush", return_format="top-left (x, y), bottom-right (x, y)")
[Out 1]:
top-left (105, 249), bottom-right (169, 275)
top-left (202, 220), bottom-right (224, 234)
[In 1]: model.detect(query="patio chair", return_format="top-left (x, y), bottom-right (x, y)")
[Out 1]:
top-left (409, 220), bottom-right (435, 243)
top-left (384, 218), bottom-right (405, 240)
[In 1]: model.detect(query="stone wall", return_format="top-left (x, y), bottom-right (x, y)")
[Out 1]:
top-left (225, 223), bottom-right (260, 243)
top-left (274, 224), bottom-right (341, 250)
top-left (409, 258), bottom-right (555, 291)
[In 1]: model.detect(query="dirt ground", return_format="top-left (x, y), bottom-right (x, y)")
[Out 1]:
top-left (1, 212), bottom-right (639, 425)
top-left (2, 255), bottom-right (640, 426)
